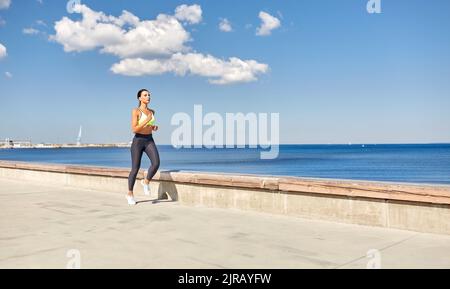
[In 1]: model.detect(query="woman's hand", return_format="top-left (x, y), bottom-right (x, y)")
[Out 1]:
top-left (151, 125), bottom-right (159, 131)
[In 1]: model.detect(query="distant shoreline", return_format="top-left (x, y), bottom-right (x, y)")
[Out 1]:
top-left (1, 143), bottom-right (449, 150)
top-left (0, 144), bottom-right (131, 149)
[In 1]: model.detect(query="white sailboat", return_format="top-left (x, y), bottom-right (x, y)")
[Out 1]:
top-left (76, 126), bottom-right (82, 146)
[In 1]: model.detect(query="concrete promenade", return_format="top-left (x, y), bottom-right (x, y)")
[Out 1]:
top-left (1, 177), bottom-right (449, 269)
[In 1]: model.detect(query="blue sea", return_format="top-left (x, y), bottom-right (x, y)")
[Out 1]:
top-left (1, 144), bottom-right (450, 185)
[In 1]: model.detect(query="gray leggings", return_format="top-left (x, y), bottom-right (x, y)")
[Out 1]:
top-left (128, 133), bottom-right (160, 191)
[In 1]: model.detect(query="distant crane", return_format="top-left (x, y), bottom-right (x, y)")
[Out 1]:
top-left (76, 126), bottom-right (82, 146)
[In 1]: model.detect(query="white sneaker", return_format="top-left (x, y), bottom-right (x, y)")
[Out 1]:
top-left (126, 195), bottom-right (137, 205)
top-left (141, 179), bottom-right (151, 196)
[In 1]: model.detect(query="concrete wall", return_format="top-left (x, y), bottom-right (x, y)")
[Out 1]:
top-left (1, 160), bottom-right (450, 235)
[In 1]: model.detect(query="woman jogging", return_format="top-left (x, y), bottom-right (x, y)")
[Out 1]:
top-left (127, 88), bottom-right (160, 205)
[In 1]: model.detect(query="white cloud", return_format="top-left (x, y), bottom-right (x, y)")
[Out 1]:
top-left (36, 20), bottom-right (47, 26)
top-left (256, 11), bottom-right (281, 36)
top-left (174, 4), bottom-right (202, 25)
top-left (51, 4), bottom-right (268, 85)
top-left (23, 20), bottom-right (48, 36)
top-left (0, 43), bottom-right (6, 59)
top-left (5, 71), bottom-right (12, 78)
top-left (50, 4), bottom-right (191, 58)
top-left (111, 52), bottom-right (268, 85)
top-left (0, 0), bottom-right (11, 10)
top-left (23, 27), bottom-right (40, 35)
top-left (219, 18), bottom-right (232, 32)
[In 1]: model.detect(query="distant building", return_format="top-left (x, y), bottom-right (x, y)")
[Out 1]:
top-left (1, 138), bottom-right (32, 148)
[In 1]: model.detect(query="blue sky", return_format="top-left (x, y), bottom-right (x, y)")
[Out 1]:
top-left (1, 0), bottom-right (450, 145)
